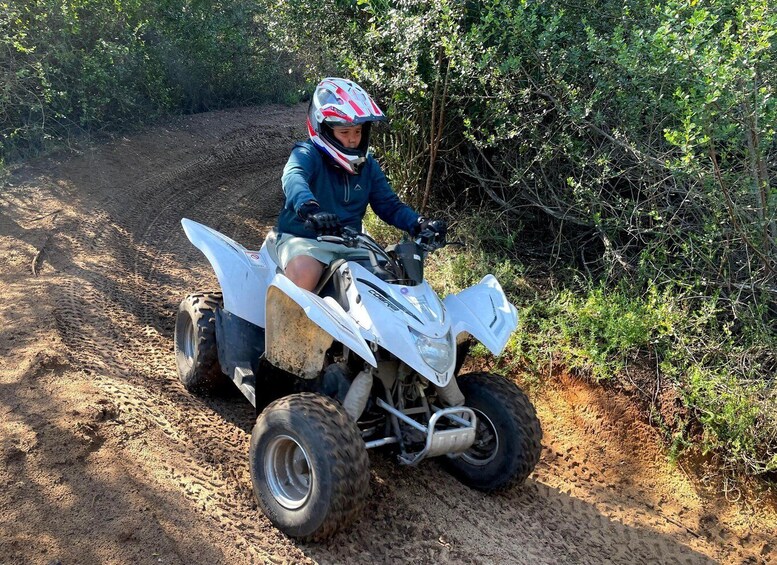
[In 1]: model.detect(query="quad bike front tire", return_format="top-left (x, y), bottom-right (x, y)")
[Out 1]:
top-left (174, 292), bottom-right (230, 395)
top-left (249, 393), bottom-right (370, 541)
top-left (443, 372), bottom-right (542, 491)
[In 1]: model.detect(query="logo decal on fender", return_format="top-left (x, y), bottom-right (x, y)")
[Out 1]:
top-left (368, 289), bottom-right (400, 312)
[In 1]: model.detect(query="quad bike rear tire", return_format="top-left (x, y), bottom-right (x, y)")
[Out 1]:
top-left (249, 393), bottom-right (370, 541)
top-left (174, 292), bottom-right (230, 395)
top-left (443, 372), bottom-right (542, 491)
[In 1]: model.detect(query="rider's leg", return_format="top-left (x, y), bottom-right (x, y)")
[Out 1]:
top-left (285, 254), bottom-right (325, 292)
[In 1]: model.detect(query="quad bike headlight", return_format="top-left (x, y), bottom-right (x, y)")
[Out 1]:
top-left (409, 327), bottom-right (454, 373)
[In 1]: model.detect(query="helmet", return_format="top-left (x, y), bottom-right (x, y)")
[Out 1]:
top-left (307, 77), bottom-right (387, 174)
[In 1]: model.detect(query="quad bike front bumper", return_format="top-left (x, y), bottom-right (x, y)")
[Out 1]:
top-left (374, 398), bottom-right (477, 465)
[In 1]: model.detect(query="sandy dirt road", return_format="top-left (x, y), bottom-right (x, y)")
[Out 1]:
top-left (1, 104), bottom-right (774, 564)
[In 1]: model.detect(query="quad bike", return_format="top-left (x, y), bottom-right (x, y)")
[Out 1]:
top-left (174, 218), bottom-right (542, 541)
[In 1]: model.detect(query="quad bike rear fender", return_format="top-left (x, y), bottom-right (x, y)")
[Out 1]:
top-left (181, 218), bottom-right (273, 328)
top-left (265, 274), bottom-right (376, 379)
top-left (443, 274), bottom-right (518, 356)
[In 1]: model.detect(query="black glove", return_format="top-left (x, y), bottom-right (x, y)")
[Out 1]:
top-left (411, 216), bottom-right (447, 240)
top-left (299, 201), bottom-right (342, 236)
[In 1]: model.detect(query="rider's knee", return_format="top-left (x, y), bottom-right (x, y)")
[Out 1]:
top-left (285, 255), bottom-right (324, 291)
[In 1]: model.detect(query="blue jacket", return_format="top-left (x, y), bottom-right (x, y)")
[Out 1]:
top-left (277, 141), bottom-right (420, 238)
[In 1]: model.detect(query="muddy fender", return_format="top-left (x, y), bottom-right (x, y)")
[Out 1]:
top-left (265, 274), bottom-right (376, 379)
top-left (443, 275), bottom-right (518, 356)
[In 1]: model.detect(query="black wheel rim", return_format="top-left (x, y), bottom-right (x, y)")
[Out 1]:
top-left (461, 408), bottom-right (499, 466)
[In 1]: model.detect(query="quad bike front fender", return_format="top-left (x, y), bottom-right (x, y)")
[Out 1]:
top-left (443, 274), bottom-right (518, 356)
top-left (181, 218), bottom-right (272, 327)
top-left (265, 274), bottom-right (376, 379)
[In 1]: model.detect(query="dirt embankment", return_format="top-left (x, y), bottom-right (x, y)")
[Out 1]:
top-left (1, 104), bottom-right (774, 564)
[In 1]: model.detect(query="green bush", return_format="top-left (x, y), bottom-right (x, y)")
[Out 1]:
top-left (1, 0), bottom-right (302, 163)
top-left (683, 367), bottom-right (776, 473)
top-left (417, 216), bottom-right (776, 476)
top-left (517, 278), bottom-right (775, 475)
top-left (535, 286), bottom-right (676, 380)
top-left (272, 0), bottom-right (777, 307)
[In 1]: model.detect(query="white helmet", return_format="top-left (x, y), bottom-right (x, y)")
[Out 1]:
top-left (307, 77), bottom-right (387, 174)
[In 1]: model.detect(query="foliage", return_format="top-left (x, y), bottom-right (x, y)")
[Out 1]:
top-left (272, 0), bottom-right (777, 479)
top-left (426, 228), bottom-right (776, 476)
top-left (271, 0), bottom-right (776, 303)
top-left (1, 0), bottom-right (301, 162)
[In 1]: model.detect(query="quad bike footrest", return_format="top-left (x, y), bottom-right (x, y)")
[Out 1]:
top-left (232, 365), bottom-right (256, 407)
top-left (375, 399), bottom-right (477, 465)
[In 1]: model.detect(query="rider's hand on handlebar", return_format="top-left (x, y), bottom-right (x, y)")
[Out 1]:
top-left (412, 216), bottom-right (447, 243)
top-left (307, 211), bottom-right (342, 235)
top-left (299, 202), bottom-right (343, 236)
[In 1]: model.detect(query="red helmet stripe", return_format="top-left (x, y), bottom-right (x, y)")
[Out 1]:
top-left (333, 85), bottom-right (367, 117)
top-left (321, 79), bottom-right (340, 91)
top-left (321, 107), bottom-right (353, 121)
top-left (349, 99), bottom-right (367, 117)
top-left (331, 84), bottom-right (351, 102)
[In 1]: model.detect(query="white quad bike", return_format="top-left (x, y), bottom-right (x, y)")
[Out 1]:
top-left (174, 218), bottom-right (542, 541)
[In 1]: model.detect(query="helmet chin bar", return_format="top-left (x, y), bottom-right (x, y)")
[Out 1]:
top-left (351, 155), bottom-right (367, 174)
top-left (315, 123), bottom-right (372, 174)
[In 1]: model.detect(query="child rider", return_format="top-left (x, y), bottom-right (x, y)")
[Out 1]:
top-left (275, 77), bottom-right (447, 291)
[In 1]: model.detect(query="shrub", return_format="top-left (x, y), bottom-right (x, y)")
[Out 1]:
top-left (1, 0), bottom-right (302, 163)
top-left (418, 216), bottom-right (776, 476)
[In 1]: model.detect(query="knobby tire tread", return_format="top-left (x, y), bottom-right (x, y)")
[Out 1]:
top-left (253, 393), bottom-right (369, 541)
top-left (455, 372), bottom-right (543, 491)
top-left (176, 291), bottom-right (227, 394)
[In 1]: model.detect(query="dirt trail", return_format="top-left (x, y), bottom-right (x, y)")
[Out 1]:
top-left (1, 104), bottom-right (774, 564)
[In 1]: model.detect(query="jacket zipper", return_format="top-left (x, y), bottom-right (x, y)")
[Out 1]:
top-left (343, 173), bottom-right (350, 203)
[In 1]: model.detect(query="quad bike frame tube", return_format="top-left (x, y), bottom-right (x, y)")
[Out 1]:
top-left (364, 437), bottom-right (399, 449)
top-left (375, 398), bottom-right (477, 465)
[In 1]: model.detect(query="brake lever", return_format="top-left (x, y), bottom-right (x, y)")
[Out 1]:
top-left (416, 229), bottom-right (458, 251)
top-left (318, 229), bottom-right (361, 247)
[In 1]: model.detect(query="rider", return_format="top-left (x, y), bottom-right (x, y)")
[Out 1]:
top-left (276, 77), bottom-right (447, 291)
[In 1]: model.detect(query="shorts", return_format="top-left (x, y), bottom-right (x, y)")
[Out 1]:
top-left (275, 233), bottom-right (370, 270)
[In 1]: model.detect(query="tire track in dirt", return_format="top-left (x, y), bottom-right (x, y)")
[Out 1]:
top-left (54, 122), bottom-right (287, 377)
top-left (49, 109), bottom-right (310, 562)
top-left (44, 105), bottom-right (723, 564)
top-left (303, 448), bottom-right (713, 564)
top-left (95, 376), bottom-right (305, 564)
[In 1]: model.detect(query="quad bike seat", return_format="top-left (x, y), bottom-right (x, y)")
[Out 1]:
top-left (267, 228), bottom-right (350, 309)
top-left (315, 258), bottom-right (349, 311)
top-left (266, 228), bottom-right (390, 312)
top-left (264, 228), bottom-right (283, 272)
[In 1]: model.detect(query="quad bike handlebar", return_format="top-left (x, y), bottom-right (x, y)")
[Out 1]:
top-left (318, 226), bottom-right (451, 285)
top-left (318, 225), bottom-right (448, 253)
